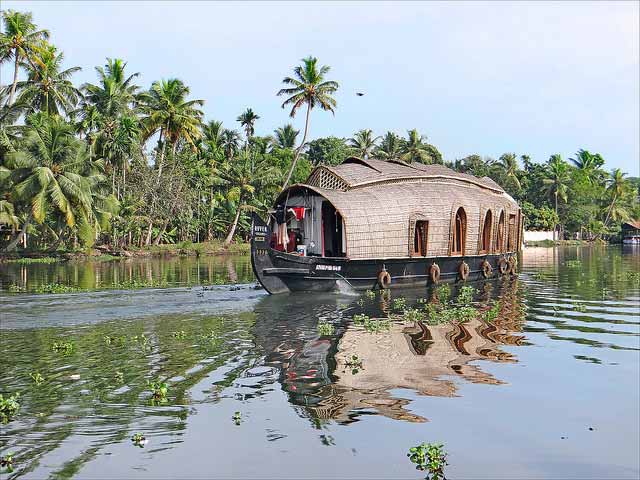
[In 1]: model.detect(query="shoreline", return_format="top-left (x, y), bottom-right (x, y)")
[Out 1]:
top-left (0, 241), bottom-right (251, 263)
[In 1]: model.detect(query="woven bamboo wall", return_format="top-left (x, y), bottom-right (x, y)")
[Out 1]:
top-left (301, 178), bottom-right (519, 260)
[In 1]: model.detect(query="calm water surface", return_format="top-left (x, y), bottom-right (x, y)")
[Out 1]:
top-left (1, 247), bottom-right (638, 479)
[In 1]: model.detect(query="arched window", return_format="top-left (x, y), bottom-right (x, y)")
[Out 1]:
top-left (480, 211), bottom-right (492, 253)
top-left (451, 207), bottom-right (467, 255)
top-left (496, 211), bottom-right (505, 252)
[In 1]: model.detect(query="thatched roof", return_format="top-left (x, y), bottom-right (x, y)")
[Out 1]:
top-left (277, 157), bottom-right (521, 259)
top-left (306, 157), bottom-right (505, 193)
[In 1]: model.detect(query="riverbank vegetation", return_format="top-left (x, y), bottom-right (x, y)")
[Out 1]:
top-left (1, 10), bottom-right (638, 257)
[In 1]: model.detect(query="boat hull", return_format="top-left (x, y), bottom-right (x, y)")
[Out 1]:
top-left (251, 214), bottom-right (518, 294)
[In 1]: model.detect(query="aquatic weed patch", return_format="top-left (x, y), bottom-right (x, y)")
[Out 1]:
top-left (565, 260), bottom-right (582, 268)
top-left (0, 452), bottom-right (14, 473)
top-left (407, 442), bottom-right (447, 479)
top-left (131, 432), bottom-right (147, 447)
top-left (52, 341), bottom-right (74, 354)
top-left (29, 372), bottom-right (45, 386)
top-left (5, 257), bottom-right (59, 264)
top-left (317, 322), bottom-right (335, 336)
top-left (344, 355), bottom-right (364, 374)
top-left (148, 380), bottom-right (168, 403)
top-left (0, 393), bottom-right (20, 423)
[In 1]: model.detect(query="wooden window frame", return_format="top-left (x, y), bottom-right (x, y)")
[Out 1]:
top-left (496, 210), bottom-right (505, 253)
top-left (507, 213), bottom-right (517, 252)
top-left (479, 210), bottom-right (493, 254)
top-left (450, 207), bottom-right (467, 256)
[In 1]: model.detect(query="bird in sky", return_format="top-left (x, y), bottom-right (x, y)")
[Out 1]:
top-left (356, 92), bottom-right (364, 96)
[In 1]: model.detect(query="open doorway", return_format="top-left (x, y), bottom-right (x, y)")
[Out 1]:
top-left (321, 201), bottom-right (344, 257)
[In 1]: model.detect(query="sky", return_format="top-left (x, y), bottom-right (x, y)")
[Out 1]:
top-left (2, 1), bottom-right (639, 175)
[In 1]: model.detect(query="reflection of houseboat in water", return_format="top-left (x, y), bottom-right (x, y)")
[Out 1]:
top-left (253, 279), bottom-right (527, 424)
top-left (251, 157), bottom-right (522, 294)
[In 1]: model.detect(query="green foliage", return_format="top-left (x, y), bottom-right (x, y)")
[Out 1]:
top-left (52, 341), bottom-right (73, 354)
top-left (344, 355), bottom-right (363, 374)
top-left (0, 393), bottom-right (20, 423)
top-left (29, 372), bottom-right (44, 385)
top-left (5, 256), bottom-right (58, 264)
top-left (0, 451), bottom-right (15, 473)
top-left (435, 284), bottom-right (451, 303)
top-left (131, 433), bottom-right (147, 447)
top-left (483, 301), bottom-right (501, 322)
top-left (456, 286), bottom-right (476, 306)
top-left (171, 330), bottom-right (187, 339)
top-left (407, 442), bottom-right (447, 479)
top-left (148, 380), bottom-right (168, 402)
top-left (306, 136), bottom-right (350, 166)
top-left (522, 201), bottom-right (559, 231)
top-left (232, 411), bottom-right (242, 425)
top-left (403, 308), bottom-right (425, 323)
top-left (317, 322), bottom-right (335, 336)
top-left (392, 297), bottom-right (406, 311)
top-left (364, 289), bottom-right (376, 299)
top-left (7, 284), bottom-right (26, 292)
top-left (565, 260), bottom-right (582, 268)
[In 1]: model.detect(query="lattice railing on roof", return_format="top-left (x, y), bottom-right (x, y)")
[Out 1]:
top-left (307, 168), bottom-right (348, 191)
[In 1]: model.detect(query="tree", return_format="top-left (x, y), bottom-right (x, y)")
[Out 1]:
top-left (277, 56), bottom-right (339, 189)
top-left (348, 129), bottom-right (379, 159)
top-left (2, 114), bottom-right (115, 251)
top-left (400, 129), bottom-right (441, 164)
top-left (376, 132), bottom-right (402, 160)
top-left (543, 154), bottom-right (570, 239)
top-left (81, 58), bottom-right (140, 118)
top-left (0, 10), bottom-right (49, 106)
top-left (604, 168), bottom-right (632, 226)
top-left (570, 149), bottom-right (605, 186)
top-left (221, 129), bottom-right (240, 160)
top-left (219, 150), bottom-right (280, 245)
top-left (139, 78), bottom-right (204, 179)
top-left (14, 43), bottom-right (82, 116)
top-left (236, 108), bottom-right (260, 144)
top-left (498, 153), bottom-right (521, 190)
top-left (273, 124), bottom-right (299, 149)
top-left (306, 136), bottom-right (350, 166)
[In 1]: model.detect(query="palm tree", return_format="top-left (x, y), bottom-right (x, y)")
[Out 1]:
top-left (273, 124), bottom-right (299, 149)
top-left (277, 56), bottom-right (339, 188)
top-left (570, 149), bottom-right (605, 186)
top-left (202, 120), bottom-right (224, 146)
top-left (13, 44), bottom-right (82, 116)
top-left (604, 168), bottom-right (631, 226)
top-left (139, 78), bottom-right (204, 179)
top-left (81, 58), bottom-right (140, 118)
top-left (236, 108), bottom-right (260, 144)
top-left (543, 154), bottom-right (570, 240)
top-left (2, 114), bottom-right (112, 251)
top-left (220, 129), bottom-right (240, 160)
top-left (376, 132), bottom-right (402, 160)
top-left (401, 129), bottom-right (432, 163)
top-left (498, 153), bottom-right (521, 189)
top-left (348, 129), bottom-right (380, 159)
top-left (219, 150), bottom-right (280, 245)
top-left (0, 10), bottom-right (49, 105)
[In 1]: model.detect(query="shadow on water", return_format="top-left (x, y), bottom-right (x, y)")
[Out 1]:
top-left (0, 246), bottom-right (638, 479)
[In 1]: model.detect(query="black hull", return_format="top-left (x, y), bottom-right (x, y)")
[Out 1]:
top-left (251, 213), bottom-right (518, 294)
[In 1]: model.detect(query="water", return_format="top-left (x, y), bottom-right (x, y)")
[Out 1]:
top-left (1, 247), bottom-right (638, 479)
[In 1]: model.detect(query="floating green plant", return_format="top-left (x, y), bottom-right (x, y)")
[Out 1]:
top-left (131, 432), bottom-right (147, 447)
top-left (148, 380), bottom-right (168, 402)
top-left (0, 393), bottom-right (20, 423)
top-left (356, 298), bottom-right (365, 307)
top-left (345, 355), bottom-right (363, 374)
top-left (35, 283), bottom-right (82, 294)
top-left (573, 302), bottom-right (587, 312)
top-left (317, 322), bottom-right (335, 336)
top-left (103, 335), bottom-right (126, 346)
top-left (232, 411), bottom-right (242, 425)
top-left (407, 442), bottom-right (447, 480)
top-left (565, 260), bottom-right (582, 267)
top-left (403, 308), bottom-right (425, 323)
top-left (392, 297), bottom-right (407, 311)
top-left (0, 452), bottom-right (14, 473)
top-left (30, 372), bottom-right (45, 386)
top-left (52, 341), bottom-right (74, 354)
top-left (456, 286), bottom-right (476, 307)
top-left (114, 371), bottom-right (124, 383)
top-left (6, 257), bottom-right (58, 264)
top-left (435, 284), bottom-right (451, 303)
top-left (7, 284), bottom-right (26, 293)
top-left (364, 289), bottom-right (376, 299)
top-left (363, 317), bottom-right (391, 333)
top-left (353, 313), bottom-right (369, 325)
top-left (171, 330), bottom-right (187, 339)
top-left (483, 301), bottom-right (501, 322)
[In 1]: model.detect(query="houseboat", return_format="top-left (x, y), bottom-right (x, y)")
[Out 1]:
top-left (251, 157), bottom-right (522, 294)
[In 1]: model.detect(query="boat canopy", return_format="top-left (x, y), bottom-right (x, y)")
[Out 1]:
top-left (276, 157), bottom-right (521, 260)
